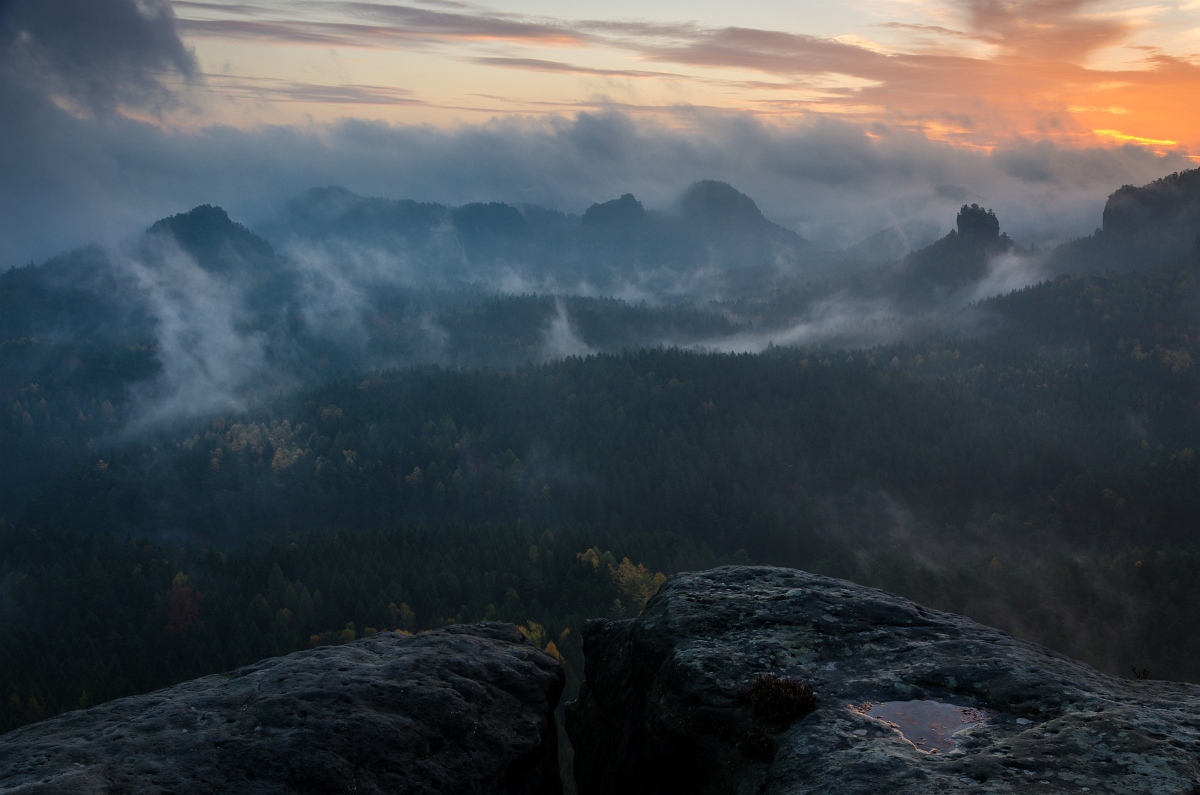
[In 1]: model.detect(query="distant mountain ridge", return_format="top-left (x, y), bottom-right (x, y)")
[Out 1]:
top-left (263, 180), bottom-right (812, 296)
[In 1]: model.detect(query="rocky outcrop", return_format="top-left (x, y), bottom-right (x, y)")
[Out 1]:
top-left (567, 566), bottom-right (1200, 794)
top-left (0, 624), bottom-right (564, 795)
top-left (1053, 167), bottom-right (1200, 273)
top-left (1102, 168), bottom-right (1200, 255)
top-left (956, 204), bottom-right (1000, 240)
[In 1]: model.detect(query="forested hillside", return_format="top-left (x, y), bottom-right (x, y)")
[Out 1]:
top-left (3, 255), bottom-right (1198, 741)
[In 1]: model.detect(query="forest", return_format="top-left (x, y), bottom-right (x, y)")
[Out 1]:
top-left (1, 172), bottom-right (1199, 786)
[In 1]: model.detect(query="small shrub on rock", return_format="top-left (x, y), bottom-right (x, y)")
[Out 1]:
top-left (746, 673), bottom-right (816, 723)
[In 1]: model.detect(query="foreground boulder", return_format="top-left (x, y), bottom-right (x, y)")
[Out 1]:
top-left (567, 566), bottom-right (1200, 794)
top-left (0, 624), bottom-right (564, 794)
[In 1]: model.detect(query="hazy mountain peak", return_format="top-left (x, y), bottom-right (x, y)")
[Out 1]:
top-left (582, 193), bottom-right (646, 230)
top-left (287, 186), bottom-right (364, 221)
top-left (450, 202), bottom-right (528, 246)
top-left (679, 180), bottom-right (766, 226)
top-left (147, 203), bottom-right (232, 238)
top-left (146, 204), bottom-right (276, 272)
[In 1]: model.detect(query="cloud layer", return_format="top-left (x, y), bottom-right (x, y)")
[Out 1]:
top-left (1, 0), bottom-right (195, 115)
top-left (3, 105), bottom-right (1192, 269)
top-left (0, 0), bottom-right (1196, 268)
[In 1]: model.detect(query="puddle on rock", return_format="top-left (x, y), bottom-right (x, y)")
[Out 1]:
top-left (850, 700), bottom-right (986, 753)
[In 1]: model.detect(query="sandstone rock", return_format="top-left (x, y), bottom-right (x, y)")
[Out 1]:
top-left (0, 624), bottom-right (564, 795)
top-left (567, 566), bottom-right (1200, 794)
top-left (956, 204), bottom-right (1000, 240)
top-left (1103, 168), bottom-right (1200, 257)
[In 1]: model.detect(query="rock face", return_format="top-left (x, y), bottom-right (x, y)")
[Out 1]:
top-left (566, 566), bottom-right (1200, 794)
top-left (956, 204), bottom-right (1000, 240)
top-left (1103, 168), bottom-right (1200, 258)
top-left (1053, 167), bottom-right (1200, 273)
top-left (0, 624), bottom-right (564, 795)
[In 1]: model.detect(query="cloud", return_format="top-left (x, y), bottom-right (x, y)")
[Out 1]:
top-left (959, 0), bottom-right (1134, 60)
top-left (540, 299), bottom-right (594, 361)
top-left (683, 296), bottom-right (912, 354)
top-left (465, 57), bottom-right (684, 80)
top-left (174, 2), bottom-right (594, 48)
top-left (640, 26), bottom-right (895, 77)
top-left (0, 3), bottom-right (1191, 266)
top-left (0, 0), bottom-right (198, 260)
top-left (200, 74), bottom-right (427, 106)
top-left (1, 105), bottom-right (1194, 269)
top-left (174, 18), bottom-right (385, 47)
top-left (116, 236), bottom-right (268, 431)
top-left (342, 2), bottom-right (591, 44)
top-left (963, 250), bottom-right (1050, 304)
top-left (0, 0), bottom-right (195, 116)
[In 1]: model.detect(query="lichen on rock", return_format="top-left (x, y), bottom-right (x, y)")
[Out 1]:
top-left (566, 565), bottom-right (1200, 794)
top-left (0, 623), bottom-right (565, 795)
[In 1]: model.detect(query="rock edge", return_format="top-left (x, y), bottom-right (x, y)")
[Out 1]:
top-left (0, 623), bottom-right (565, 795)
top-left (566, 565), bottom-right (1200, 795)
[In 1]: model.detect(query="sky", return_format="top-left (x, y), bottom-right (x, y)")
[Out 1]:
top-left (1, 0), bottom-right (1198, 265)
top-left (173, 0), bottom-right (1200, 150)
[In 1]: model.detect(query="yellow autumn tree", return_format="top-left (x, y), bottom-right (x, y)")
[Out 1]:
top-left (576, 546), bottom-right (615, 571)
top-left (388, 602), bottom-right (417, 633)
top-left (609, 558), bottom-right (667, 613)
top-left (519, 621), bottom-right (547, 648)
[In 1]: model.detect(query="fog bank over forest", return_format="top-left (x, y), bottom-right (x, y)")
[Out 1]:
top-left (6, 166), bottom-right (1199, 446)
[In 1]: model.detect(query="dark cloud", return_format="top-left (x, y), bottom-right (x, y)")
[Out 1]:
top-left (0, 0), bottom-right (195, 115)
top-left (0, 0), bottom-right (197, 261)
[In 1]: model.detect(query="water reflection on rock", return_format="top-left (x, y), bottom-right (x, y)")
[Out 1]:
top-left (850, 699), bottom-right (986, 753)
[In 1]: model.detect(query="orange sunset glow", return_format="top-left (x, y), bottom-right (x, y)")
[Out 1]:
top-left (167, 0), bottom-right (1200, 153)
